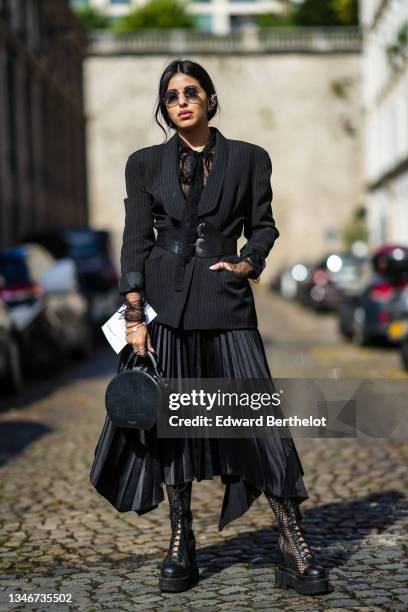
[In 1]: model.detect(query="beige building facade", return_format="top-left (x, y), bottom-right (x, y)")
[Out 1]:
top-left (360, 0), bottom-right (408, 247)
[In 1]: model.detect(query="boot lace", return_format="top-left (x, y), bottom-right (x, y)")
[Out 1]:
top-left (267, 496), bottom-right (314, 575)
top-left (165, 484), bottom-right (193, 567)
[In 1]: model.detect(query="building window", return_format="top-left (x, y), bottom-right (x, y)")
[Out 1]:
top-left (230, 15), bottom-right (257, 30)
top-left (194, 14), bottom-right (212, 32)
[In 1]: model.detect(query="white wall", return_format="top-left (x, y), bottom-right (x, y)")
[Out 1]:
top-left (361, 0), bottom-right (408, 246)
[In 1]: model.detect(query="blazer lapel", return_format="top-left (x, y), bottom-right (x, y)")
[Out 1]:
top-left (158, 127), bottom-right (228, 221)
top-left (199, 127), bottom-right (228, 217)
top-left (158, 131), bottom-right (184, 221)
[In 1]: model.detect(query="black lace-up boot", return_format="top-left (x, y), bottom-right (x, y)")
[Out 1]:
top-left (266, 495), bottom-right (329, 595)
top-left (159, 482), bottom-right (199, 592)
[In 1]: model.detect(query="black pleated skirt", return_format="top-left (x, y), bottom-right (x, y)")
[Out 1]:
top-left (90, 319), bottom-right (309, 531)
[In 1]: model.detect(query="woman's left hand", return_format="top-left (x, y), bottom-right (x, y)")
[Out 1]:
top-left (209, 258), bottom-right (260, 283)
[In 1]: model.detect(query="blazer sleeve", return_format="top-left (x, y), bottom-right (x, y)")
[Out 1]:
top-left (117, 153), bottom-right (155, 295)
top-left (239, 146), bottom-right (280, 275)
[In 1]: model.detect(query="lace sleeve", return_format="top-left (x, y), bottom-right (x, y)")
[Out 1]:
top-left (120, 290), bottom-right (146, 323)
top-left (233, 254), bottom-right (266, 281)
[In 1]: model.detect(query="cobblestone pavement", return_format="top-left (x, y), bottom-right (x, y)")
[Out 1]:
top-left (0, 289), bottom-right (407, 611)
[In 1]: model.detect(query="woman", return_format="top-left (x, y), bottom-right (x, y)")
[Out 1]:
top-left (90, 59), bottom-right (329, 596)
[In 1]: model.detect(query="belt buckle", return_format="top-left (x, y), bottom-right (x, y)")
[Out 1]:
top-left (197, 221), bottom-right (206, 237)
top-left (194, 238), bottom-right (207, 256)
top-left (193, 222), bottom-right (206, 255)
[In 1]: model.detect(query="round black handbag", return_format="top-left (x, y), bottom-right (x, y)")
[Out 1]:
top-left (105, 349), bottom-right (168, 430)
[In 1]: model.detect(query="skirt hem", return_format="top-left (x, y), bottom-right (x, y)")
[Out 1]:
top-left (89, 321), bottom-right (309, 531)
top-left (90, 470), bottom-right (308, 532)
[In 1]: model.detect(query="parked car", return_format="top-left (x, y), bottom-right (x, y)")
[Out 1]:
top-left (338, 245), bottom-right (408, 345)
top-left (0, 298), bottom-right (22, 393)
top-left (0, 243), bottom-right (92, 375)
top-left (297, 253), bottom-right (368, 311)
top-left (270, 262), bottom-right (312, 301)
top-left (23, 227), bottom-right (121, 327)
top-left (386, 286), bottom-right (408, 370)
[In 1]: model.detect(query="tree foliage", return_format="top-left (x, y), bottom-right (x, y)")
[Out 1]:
top-left (73, 0), bottom-right (359, 32)
top-left (257, 12), bottom-right (295, 27)
top-left (258, 0), bottom-right (358, 29)
top-left (72, 6), bottom-right (111, 30)
top-left (331, 0), bottom-right (359, 24)
top-left (113, 0), bottom-right (195, 31)
top-left (292, 0), bottom-right (358, 26)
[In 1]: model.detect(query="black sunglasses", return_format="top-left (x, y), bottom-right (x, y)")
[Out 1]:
top-left (162, 85), bottom-right (202, 108)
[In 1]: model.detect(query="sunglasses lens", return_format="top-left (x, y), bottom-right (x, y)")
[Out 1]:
top-left (164, 92), bottom-right (178, 107)
top-left (185, 87), bottom-right (200, 102)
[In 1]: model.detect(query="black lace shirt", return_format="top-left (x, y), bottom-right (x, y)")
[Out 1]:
top-left (176, 127), bottom-right (265, 280)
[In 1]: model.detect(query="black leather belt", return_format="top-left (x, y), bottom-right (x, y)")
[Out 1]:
top-left (156, 221), bottom-right (237, 291)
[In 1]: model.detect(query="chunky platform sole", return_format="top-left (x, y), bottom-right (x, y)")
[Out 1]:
top-left (159, 565), bottom-right (200, 593)
top-left (275, 565), bottom-right (329, 595)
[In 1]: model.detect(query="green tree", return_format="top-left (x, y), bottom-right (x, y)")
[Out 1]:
top-left (72, 6), bottom-right (111, 30)
top-left (257, 12), bottom-right (295, 27)
top-left (292, 0), bottom-right (358, 26)
top-left (331, 0), bottom-right (359, 24)
top-left (113, 0), bottom-right (195, 31)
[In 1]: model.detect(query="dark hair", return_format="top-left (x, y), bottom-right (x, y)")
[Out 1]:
top-left (154, 59), bottom-right (220, 140)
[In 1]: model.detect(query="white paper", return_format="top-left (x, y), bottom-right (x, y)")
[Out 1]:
top-left (101, 302), bottom-right (157, 354)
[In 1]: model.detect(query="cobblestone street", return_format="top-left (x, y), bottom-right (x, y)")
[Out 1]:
top-left (0, 289), bottom-right (407, 611)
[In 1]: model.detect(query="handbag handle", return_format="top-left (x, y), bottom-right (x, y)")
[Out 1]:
top-left (124, 349), bottom-right (166, 381)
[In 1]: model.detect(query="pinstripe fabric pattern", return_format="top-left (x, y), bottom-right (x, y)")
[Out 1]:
top-left (118, 156), bottom-right (156, 293)
top-left (118, 127), bottom-right (280, 330)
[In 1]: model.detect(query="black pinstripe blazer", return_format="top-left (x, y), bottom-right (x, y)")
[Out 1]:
top-left (118, 126), bottom-right (279, 330)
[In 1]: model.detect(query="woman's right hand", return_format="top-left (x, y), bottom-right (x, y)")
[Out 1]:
top-left (125, 321), bottom-right (155, 356)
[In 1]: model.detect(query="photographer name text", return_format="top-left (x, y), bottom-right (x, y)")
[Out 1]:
top-left (167, 415), bottom-right (327, 427)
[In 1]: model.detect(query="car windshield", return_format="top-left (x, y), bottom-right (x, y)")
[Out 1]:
top-left (333, 257), bottom-right (364, 279)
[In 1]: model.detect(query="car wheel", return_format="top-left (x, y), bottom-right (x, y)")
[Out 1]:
top-left (28, 318), bottom-right (65, 375)
top-left (338, 302), bottom-right (354, 339)
top-left (6, 338), bottom-right (23, 393)
top-left (401, 342), bottom-right (408, 371)
top-left (352, 307), bottom-right (371, 346)
top-left (71, 321), bottom-right (94, 360)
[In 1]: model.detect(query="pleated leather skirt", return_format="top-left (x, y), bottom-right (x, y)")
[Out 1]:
top-left (90, 319), bottom-right (309, 531)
